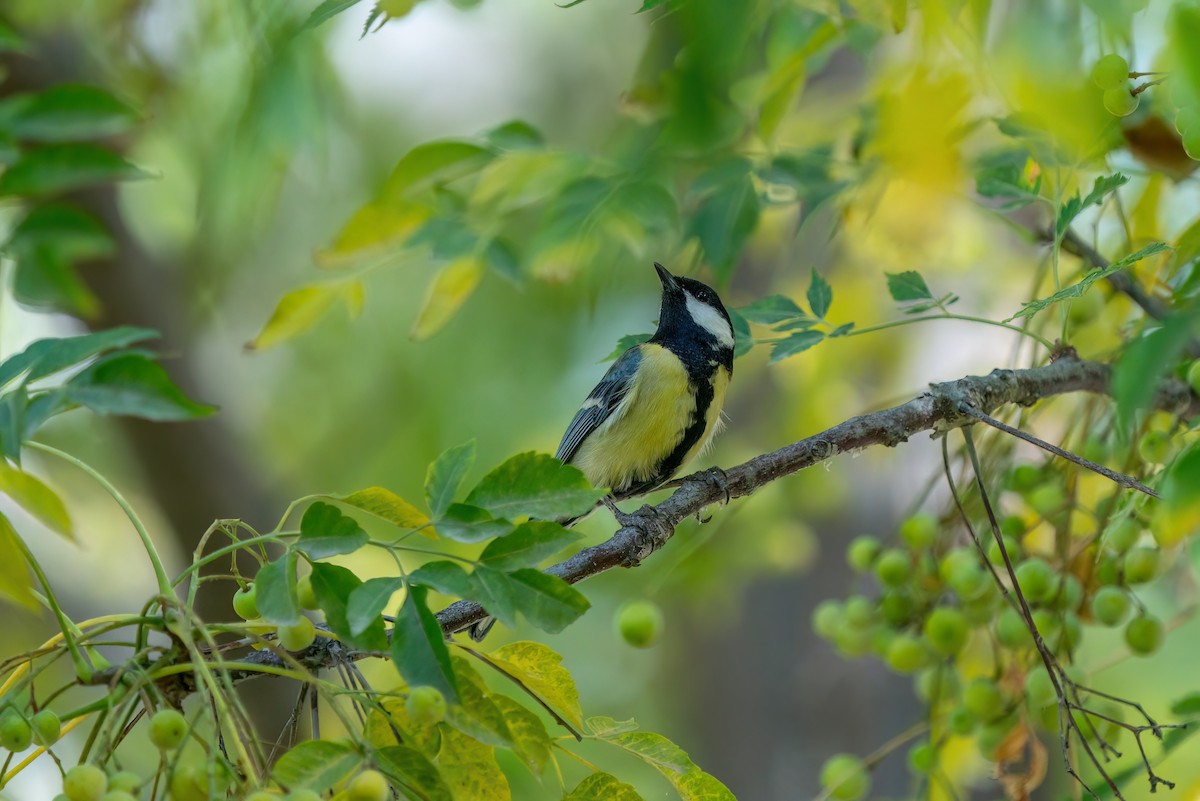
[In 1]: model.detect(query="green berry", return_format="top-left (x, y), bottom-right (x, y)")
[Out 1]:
top-left (915, 667), bottom-right (960, 703)
top-left (1105, 518), bottom-right (1141, 553)
top-left (1091, 54), bottom-right (1129, 89)
top-left (948, 705), bottom-right (976, 735)
top-left (1185, 128), bottom-right (1200, 160)
top-left (820, 754), bottom-right (871, 801)
top-left (286, 790), bottom-right (323, 801)
top-left (0, 711), bottom-right (32, 752)
top-left (1024, 667), bottom-right (1056, 709)
top-left (31, 708), bottom-right (60, 746)
top-left (885, 634), bottom-right (930, 673)
top-left (1094, 553), bottom-right (1121, 585)
top-left (278, 616), bottom-right (317, 651)
top-left (106, 773), bottom-right (142, 794)
top-left (232, 584), bottom-right (259, 620)
top-left (987, 534), bottom-right (1022, 566)
top-left (148, 708), bottom-right (187, 751)
top-left (923, 607), bottom-right (969, 655)
top-left (995, 606), bottom-right (1029, 649)
top-left (1125, 615), bottom-right (1163, 655)
top-left (812, 600), bottom-right (843, 639)
top-left (880, 590), bottom-right (916, 627)
top-left (1056, 612), bottom-right (1083, 653)
top-left (1082, 436), bottom-right (1109, 464)
top-left (616, 600), bottom-right (664, 648)
top-left (963, 677), bottom-right (1007, 722)
top-left (962, 588), bottom-right (1000, 624)
top-left (1177, 108), bottom-right (1200, 137)
top-left (908, 741), bottom-right (934, 774)
top-left (1124, 547), bottom-right (1159, 584)
top-left (405, 685), bottom-right (447, 725)
top-left (1014, 559), bottom-right (1057, 603)
top-left (347, 770), bottom-right (389, 801)
top-left (1028, 485), bottom-right (1065, 517)
top-left (1187, 361), bottom-right (1200, 396)
top-left (1031, 609), bottom-right (1061, 641)
top-left (843, 595), bottom-right (875, 628)
top-left (948, 561), bottom-right (989, 601)
top-left (64, 765), bottom-right (108, 801)
top-left (1138, 430), bottom-right (1173, 464)
top-left (1009, 464), bottom-right (1042, 492)
top-left (846, 536), bottom-right (881, 572)
top-left (833, 626), bottom-right (874, 658)
top-left (1000, 515), bottom-right (1026, 539)
top-left (99, 792), bottom-right (136, 801)
top-left (1091, 586), bottom-right (1131, 626)
top-left (1052, 574), bottom-right (1084, 611)
top-left (297, 575), bottom-right (319, 610)
top-left (244, 792), bottom-right (279, 801)
top-left (900, 514), bottom-right (938, 550)
top-left (1103, 86), bottom-right (1139, 117)
top-left (875, 549), bottom-right (912, 587)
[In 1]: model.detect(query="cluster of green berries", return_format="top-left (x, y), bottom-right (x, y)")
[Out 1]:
top-left (1090, 54), bottom-right (1139, 117)
top-left (0, 705), bottom-right (60, 753)
top-left (233, 578), bottom-right (319, 652)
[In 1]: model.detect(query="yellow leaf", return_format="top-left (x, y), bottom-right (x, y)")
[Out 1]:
top-left (410, 257), bottom-right (484, 341)
top-left (469, 151), bottom-right (575, 216)
top-left (0, 512), bottom-right (36, 611)
top-left (247, 284), bottom-right (341, 351)
top-left (487, 641), bottom-right (584, 730)
top-left (334, 487), bottom-right (436, 540)
top-left (436, 725), bottom-right (510, 801)
top-left (315, 200), bottom-right (430, 269)
top-left (0, 461), bottom-right (72, 539)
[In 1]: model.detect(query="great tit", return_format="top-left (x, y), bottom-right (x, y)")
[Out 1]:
top-left (464, 263), bottom-right (733, 641)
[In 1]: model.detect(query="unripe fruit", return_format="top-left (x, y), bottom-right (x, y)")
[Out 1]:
top-left (1105, 518), bottom-right (1141, 553)
top-left (1188, 361), bottom-right (1200, 395)
top-left (64, 765), bottom-right (108, 801)
top-left (962, 589), bottom-right (1000, 625)
top-left (915, 667), bottom-right (959, 703)
top-left (1052, 574), bottom-right (1084, 611)
top-left (880, 591), bottom-right (916, 627)
top-left (923, 608), bottom-right (969, 656)
top-left (1094, 554), bottom-right (1121, 586)
top-left (1057, 612), bottom-right (1083, 653)
top-left (846, 536), bottom-right (881, 572)
top-left (833, 626), bottom-right (873, 658)
top-left (405, 685), bottom-right (447, 725)
top-left (843, 595), bottom-right (875, 628)
top-left (244, 792), bottom-right (279, 801)
top-left (1014, 559), bottom-right (1057, 603)
top-left (1125, 615), bottom-right (1163, 655)
top-left (1024, 667), bottom-right (1056, 709)
top-left (875, 549), bottom-right (911, 587)
top-left (907, 742), bottom-right (934, 774)
top-left (987, 534), bottom-right (1022, 566)
top-left (232, 584), bottom-right (259, 620)
top-left (1031, 609), bottom-right (1060, 641)
top-left (297, 576), bottom-right (319, 610)
top-left (99, 792), bottom-right (136, 801)
top-left (1123, 547), bottom-right (1159, 584)
top-left (947, 561), bottom-right (989, 601)
top-left (1091, 54), bottom-right (1129, 89)
top-left (106, 773), bottom-right (142, 794)
top-left (812, 600), bottom-right (843, 639)
top-left (286, 789), bottom-right (322, 801)
top-left (0, 711), bottom-right (32, 752)
top-left (348, 770), bottom-right (389, 801)
top-left (885, 634), bottom-right (929, 673)
top-left (963, 678), bottom-right (1007, 722)
top-left (820, 754), bottom-right (871, 801)
top-left (1103, 86), bottom-right (1139, 117)
top-left (1009, 465), bottom-right (1041, 492)
top-left (148, 708), bottom-right (187, 751)
top-left (31, 708), bottom-right (61, 746)
top-left (1137, 430), bottom-right (1173, 465)
top-left (1027, 485), bottom-right (1065, 517)
top-left (278, 616), bottom-right (317, 651)
top-left (1185, 129), bottom-right (1200, 160)
top-left (948, 705), bottom-right (975, 735)
top-left (900, 514), bottom-right (938, 550)
top-left (616, 600), bottom-right (664, 648)
top-left (995, 607), bottom-right (1029, 649)
top-left (1091, 586), bottom-right (1131, 626)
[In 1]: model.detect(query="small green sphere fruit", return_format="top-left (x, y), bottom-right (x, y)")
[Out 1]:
top-left (948, 561), bottom-right (989, 601)
top-left (907, 741), bottom-right (935, 774)
top-left (846, 536), bottom-right (881, 572)
top-left (915, 667), bottom-right (960, 704)
top-left (900, 514), bottom-right (938, 550)
top-left (1052, 574), bottom-right (1084, 612)
top-left (962, 589), bottom-right (1000, 625)
top-left (348, 770), bottom-right (390, 801)
top-left (1090, 54), bottom-right (1129, 89)
top-left (297, 575), bottom-right (319, 611)
top-left (1177, 107), bottom-right (1200, 137)
top-left (1027, 485), bottom-right (1065, 517)
top-left (148, 708), bottom-right (187, 751)
top-left (948, 705), bottom-right (976, 735)
top-left (232, 584), bottom-right (259, 620)
top-left (64, 765), bottom-right (108, 801)
top-left (1125, 615), bottom-right (1164, 655)
top-left (0, 711), bottom-right (32, 752)
top-left (244, 792), bottom-right (279, 801)
top-left (820, 754), bottom-right (871, 801)
top-left (405, 685), bottom-right (447, 725)
top-left (1082, 436), bottom-right (1109, 464)
top-left (885, 634), bottom-right (930, 674)
top-left (31, 708), bottom-right (61, 746)
top-left (1137, 430), bottom-right (1173, 465)
top-left (812, 600), bottom-right (843, 639)
top-left (880, 590), bottom-right (916, 628)
top-left (1103, 86), bottom-right (1139, 117)
top-left (875, 549), bottom-right (912, 587)
top-left (1009, 464), bottom-right (1042, 492)
top-left (1024, 667), bottom-right (1056, 710)
top-left (286, 790), bottom-right (322, 801)
top-left (1091, 586), bottom-right (1131, 626)
top-left (1185, 128), bottom-right (1200, 160)
top-left (1105, 518), bottom-right (1141, 553)
top-left (1094, 554), bottom-right (1121, 586)
top-left (1000, 515), bottom-right (1026, 539)
top-left (1031, 609), bottom-right (1060, 641)
top-left (1123, 547), bottom-right (1159, 584)
top-left (106, 773), bottom-right (142, 794)
top-left (833, 626), bottom-right (873, 658)
top-left (923, 608), bottom-right (969, 656)
top-left (843, 595), bottom-right (875, 629)
top-left (995, 606), bottom-right (1030, 649)
top-left (1014, 559), bottom-right (1057, 603)
top-left (278, 616), bottom-right (317, 651)
top-left (963, 677), bottom-right (1007, 723)
top-left (99, 791), bottom-right (137, 801)
top-left (1057, 612), bottom-right (1083, 653)
top-left (987, 534), bottom-right (1022, 566)
top-left (617, 600), bottom-right (665, 648)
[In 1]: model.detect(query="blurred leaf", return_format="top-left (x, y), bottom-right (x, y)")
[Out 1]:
top-left (391, 585), bottom-right (459, 703)
top-left (0, 85), bottom-right (138, 142)
top-left (613, 182), bottom-right (679, 236)
top-left (485, 120), bottom-right (545, 150)
top-left (1055, 174), bottom-right (1129, 237)
top-left (769, 330), bottom-right (824, 363)
top-left (598, 729), bottom-right (735, 801)
top-left (376, 745), bottom-right (452, 801)
top-left (828, 322), bottom-right (855, 337)
top-left (297, 501), bottom-right (369, 559)
top-left (271, 739), bottom-right (359, 793)
top-left (505, 569), bottom-right (589, 633)
top-left (426, 440), bottom-right (477, 518)
top-left (381, 141), bottom-right (493, 201)
top-left (729, 310), bottom-right (752, 358)
top-left (12, 246), bottom-right (99, 318)
top-left (0, 461), bottom-right (71, 539)
top-left (479, 521), bottom-right (582, 571)
top-left (0, 391), bottom-right (23, 463)
top-left (0, 326), bottom-right (156, 388)
top-left (1151, 447), bottom-right (1200, 548)
top-left (493, 695), bottom-right (551, 773)
top-left (470, 150), bottom-right (576, 215)
top-left (687, 160), bottom-right (760, 279)
top-left (346, 577), bottom-right (404, 637)
top-left (409, 560), bottom-right (473, 598)
top-left (1171, 693), bottom-right (1200, 716)
top-left (1112, 310), bottom-right (1199, 433)
top-left (299, 0), bottom-right (366, 32)
top-left (335, 487), bottom-right (433, 538)
top-left (738, 295), bottom-right (806, 325)
top-left (247, 284), bottom-right (344, 350)
top-left (975, 151), bottom-right (1042, 211)
top-left (758, 51), bottom-right (806, 140)
top-left (465, 452), bottom-right (604, 520)
top-left (437, 726), bottom-right (510, 801)
top-left (886, 271), bottom-right (933, 303)
top-left (7, 203), bottom-right (113, 259)
top-left (489, 641), bottom-right (584, 730)
top-left (0, 512), bottom-right (35, 611)
top-left (1006, 243), bottom-right (1170, 321)
top-left (436, 503), bottom-right (513, 543)
top-left (65, 352), bottom-right (216, 421)
top-left (807, 268), bottom-right (832, 318)
top-left (604, 333), bottom-right (652, 362)
top-left (256, 554), bottom-right (300, 626)
top-left (317, 200), bottom-right (431, 268)
top-left (0, 20), bottom-right (27, 53)
top-left (469, 566), bottom-right (518, 629)
top-left (0, 144), bottom-right (149, 196)
top-left (565, 773), bottom-right (645, 800)
top-left (411, 256), bottom-right (485, 341)
top-left (527, 178), bottom-right (609, 282)
top-left (311, 562), bottom-right (387, 651)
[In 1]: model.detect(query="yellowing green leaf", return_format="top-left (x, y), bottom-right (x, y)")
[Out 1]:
top-left (436, 725), bottom-right (511, 801)
top-left (334, 486), bottom-right (434, 539)
top-left (410, 257), bottom-right (485, 341)
top-left (0, 461), bottom-right (71, 539)
top-left (488, 641), bottom-right (584, 730)
top-left (600, 729), bottom-right (736, 801)
top-left (469, 151), bottom-right (575, 215)
top-left (270, 739), bottom-right (359, 793)
top-left (1151, 447), bottom-right (1200, 548)
top-left (341, 280), bottom-right (364, 320)
top-left (758, 51), bottom-right (806, 140)
top-left (381, 141), bottom-right (493, 201)
top-left (248, 284), bottom-right (341, 351)
top-left (565, 772), bottom-right (646, 801)
top-left (376, 744), bottom-right (453, 801)
top-left (0, 512), bottom-right (36, 611)
top-left (315, 200), bottom-right (431, 268)
top-left (492, 695), bottom-right (551, 774)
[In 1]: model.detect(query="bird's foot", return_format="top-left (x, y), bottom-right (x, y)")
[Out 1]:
top-left (606, 499), bottom-right (673, 567)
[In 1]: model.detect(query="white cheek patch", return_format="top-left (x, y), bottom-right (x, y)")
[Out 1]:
top-left (685, 294), bottom-right (734, 349)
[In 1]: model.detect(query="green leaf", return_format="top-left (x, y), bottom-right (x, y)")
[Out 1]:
top-left (436, 503), bottom-right (513, 543)
top-left (0, 512), bottom-right (36, 611)
top-left (445, 657), bottom-right (516, 748)
top-left (565, 772), bottom-right (646, 801)
top-left (1006, 242), bottom-right (1171, 321)
top-left (426, 440), bottom-right (476, 518)
top-left (469, 566), bottom-right (519, 629)
top-left (1151, 446), bottom-right (1200, 547)
top-left (65, 352), bottom-right (216, 421)
top-left (391, 585), bottom-right (459, 703)
top-left (1171, 693), bottom-right (1200, 717)
top-left (0, 391), bottom-right (25, 463)
top-left (436, 726), bottom-right (511, 801)
top-left (729, 310), bottom-right (753, 359)
top-left (479, 521), bottom-right (581, 571)
top-left (737, 295), bottom-right (806, 325)
top-left (0, 461), bottom-right (72, 539)
top-left (485, 120), bottom-right (545, 151)
top-left (493, 695), bottom-right (551, 774)
top-left (271, 739), bottom-right (360, 793)
top-left (346, 577), bottom-right (404, 638)
top-left (0, 19), bottom-right (27, 54)
top-left (376, 745), bottom-right (453, 801)
top-left (12, 244), bottom-right (99, 318)
top-left (687, 160), bottom-right (760, 279)
top-left (465, 452), bottom-right (604, 520)
top-left (381, 141), bottom-right (493, 201)
top-left (0, 85), bottom-right (138, 142)
top-left (505, 569), bottom-right (589, 633)
top-left (758, 51), bottom-right (807, 141)
top-left (1113, 310), bottom-right (1200, 432)
top-left (604, 333), bottom-right (652, 362)
top-left (974, 151), bottom-right (1041, 211)
top-left (488, 641), bottom-right (584, 730)
top-left (297, 502), bottom-right (369, 560)
top-left (769, 330), bottom-right (824, 363)
top-left (585, 716), bottom-right (639, 737)
top-left (310, 563), bottom-right (388, 651)
top-left (0, 326), bottom-right (157, 389)
top-left (806, 268), bottom-right (832, 319)
top-left (7, 202), bottom-right (115, 259)
top-left (255, 554), bottom-right (300, 626)
top-left (886, 271), bottom-right (933, 303)
top-left (0, 144), bottom-right (149, 196)
top-left (247, 283), bottom-right (346, 351)
top-left (299, 0), bottom-right (366, 32)
top-left (409, 560), bottom-right (473, 598)
top-left (600, 729), bottom-right (736, 801)
top-left (1055, 173), bottom-right (1129, 236)
top-left (333, 486), bottom-right (433, 536)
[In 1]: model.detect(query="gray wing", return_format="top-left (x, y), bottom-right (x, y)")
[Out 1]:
top-left (554, 346), bottom-right (643, 465)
